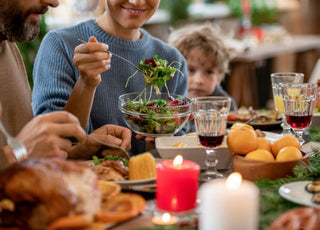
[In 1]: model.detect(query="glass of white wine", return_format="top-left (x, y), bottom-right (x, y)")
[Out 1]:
top-left (271, 72), bottom-right (304, 135)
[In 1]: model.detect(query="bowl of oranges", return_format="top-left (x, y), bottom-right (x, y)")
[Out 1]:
top-left (226, 124), bottom-right (309, 181)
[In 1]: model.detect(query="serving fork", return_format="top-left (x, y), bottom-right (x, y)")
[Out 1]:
top-left (0, 120), bottom-right (27, 160)
top-left (78, 39), bottom-right (145, 73)
top-left (87, 135), bottom-right (130, 160)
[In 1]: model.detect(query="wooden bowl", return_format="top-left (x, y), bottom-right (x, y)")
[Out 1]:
top-left (232, 152), bottom-right (309, 181)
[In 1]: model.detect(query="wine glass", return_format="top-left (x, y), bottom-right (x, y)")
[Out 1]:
top-left (192, 96), bottom-right (231, 181)
top-left (281, 83), bottom-right (317, 145)
top-left (271, 72), bottom-right (304, 135)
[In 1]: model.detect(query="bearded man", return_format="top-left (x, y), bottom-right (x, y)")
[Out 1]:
top-left (0, 0), bottom-right (131, 170)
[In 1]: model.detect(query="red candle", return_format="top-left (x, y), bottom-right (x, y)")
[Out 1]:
top-left (156, 155), bottom-right (200, 212)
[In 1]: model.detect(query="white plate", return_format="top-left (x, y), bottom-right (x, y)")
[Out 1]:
top-left (86, 160), bottom-right (155, 188)
top-left (116, 178), bottom-right (155, 186)
top-left (186, 130), bottom-right (282, 142)
top-left (156, 135), bottom-right (231, 170)
top-left (279, 181), bottom-right (320, 207)
top-left (263, 131), bottom-right (283, 142)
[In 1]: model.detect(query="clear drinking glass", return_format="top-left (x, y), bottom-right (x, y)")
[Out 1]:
top-left (271, 72), bottom-right (304, 135)
top-left (192, 97), bottom-right (231, 181)
top-left (281, 83), bottom-right (317, 145)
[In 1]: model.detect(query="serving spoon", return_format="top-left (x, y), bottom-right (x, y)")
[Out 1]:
top-left (78, 39), bottom-right (145, 73)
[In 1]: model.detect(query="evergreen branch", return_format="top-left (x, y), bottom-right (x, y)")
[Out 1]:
top-left (256, 148), bottom-right (320, 229)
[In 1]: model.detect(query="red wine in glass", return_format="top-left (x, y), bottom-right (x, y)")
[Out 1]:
top-left (199, 134), bottom-right (224, 147)
top-left (286, 114), bottom-right (312, 129)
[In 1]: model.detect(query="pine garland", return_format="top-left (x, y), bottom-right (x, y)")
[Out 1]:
top-left (137, 149), bottom-right (320, 230)
top-left (256, 148), bottom-right (320, 229)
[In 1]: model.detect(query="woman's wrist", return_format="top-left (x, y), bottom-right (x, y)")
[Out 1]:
top-left (79, 74), bottom-right (101, 89)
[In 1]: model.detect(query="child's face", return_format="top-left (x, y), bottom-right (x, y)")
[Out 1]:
top-left (105, 0), bottom-right (160, 30)
top-left (187, 49), bottom-right (223, 98)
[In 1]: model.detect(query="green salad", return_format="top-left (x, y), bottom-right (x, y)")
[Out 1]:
top-left (121, 55), bottom-right (190, 136)
top-left (123, 95), bottom-right (191, 135)
top-left (126, 55), bottom-right (183, 96)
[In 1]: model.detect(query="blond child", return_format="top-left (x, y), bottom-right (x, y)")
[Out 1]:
top-left (168, 23), bottom-right (237, 132)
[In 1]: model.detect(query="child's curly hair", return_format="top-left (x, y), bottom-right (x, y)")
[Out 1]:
top-left (168, 23), bottom-right (232, 79)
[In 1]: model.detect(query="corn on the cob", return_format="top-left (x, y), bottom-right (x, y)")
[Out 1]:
top-left (128, 152), bottom-right (156, 180)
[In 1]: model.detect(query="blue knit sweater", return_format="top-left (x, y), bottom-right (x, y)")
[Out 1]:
top-left (32, 19), bottom-right (188, 154)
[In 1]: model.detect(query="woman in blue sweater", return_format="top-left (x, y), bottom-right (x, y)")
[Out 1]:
top-left (32, 0), bottom-right (188, 155)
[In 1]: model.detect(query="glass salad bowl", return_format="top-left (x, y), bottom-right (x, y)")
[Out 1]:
top-left (118, 92), bottom-right (192, 137)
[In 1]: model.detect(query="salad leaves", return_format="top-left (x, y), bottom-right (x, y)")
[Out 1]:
top-left (125, 55), bottom-right (183, 96)
top-left (124, 96), bottom-right (190, 135)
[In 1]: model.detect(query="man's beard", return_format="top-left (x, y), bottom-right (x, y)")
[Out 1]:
top-left (0, 3), bottom-right (47, 42)
top-left (1, 18), bottom-right (40, 42)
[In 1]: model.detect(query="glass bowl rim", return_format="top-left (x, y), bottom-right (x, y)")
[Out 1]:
top-left (118, 92), bottom-right (192, 109)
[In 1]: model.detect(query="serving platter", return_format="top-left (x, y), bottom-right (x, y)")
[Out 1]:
top-left (227, 120), bottom-right (282, 130)
top-left (86, 160), bottom-right (156, 190)
top-left (227, 109), bottom-right (282, 130)
top-left (279, 181), bottom-right (320, 207)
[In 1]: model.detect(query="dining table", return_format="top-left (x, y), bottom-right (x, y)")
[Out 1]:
top-left (107, 116), bottom-right (320, 230)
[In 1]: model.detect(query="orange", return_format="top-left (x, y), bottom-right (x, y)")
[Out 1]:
top-left (245, 149), bottom-right (275, 161)
top-left (256, 137), bottom-right (272, 152)
top-left (227, 127), bottom-right (258, 155)
top-left (96, 193), bottom-right (146, 223)
top-left (47, 215), bottom-right (93, 230)
top-left (276, 146), bottom-right (303, 161)
top-left (98, 180), bottom-right (121, 201)
top-left (271, 135), bottom-right (300, 157)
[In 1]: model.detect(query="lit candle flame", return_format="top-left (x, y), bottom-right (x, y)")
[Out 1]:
top-left (173, 155), bottom-right (183, 166)
top-left (162, 213), bottom-right (171, 223)
top-left (226, 172), bottom-right (242, 190)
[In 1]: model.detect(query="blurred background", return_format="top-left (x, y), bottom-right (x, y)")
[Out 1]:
top-left (20, 0), bottom-right (320, 109)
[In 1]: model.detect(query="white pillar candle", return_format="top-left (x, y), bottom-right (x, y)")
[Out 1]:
top-left (199, 173), bottom-right (259, 230)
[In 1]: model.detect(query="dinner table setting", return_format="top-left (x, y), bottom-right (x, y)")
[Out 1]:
top-left (1, 66), bottom-right (320, 230)
top-left (106, 72), bottom-right (320, 230)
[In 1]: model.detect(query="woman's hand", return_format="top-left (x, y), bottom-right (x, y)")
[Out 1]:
top-left (73, 36), bottom-right (111, 88)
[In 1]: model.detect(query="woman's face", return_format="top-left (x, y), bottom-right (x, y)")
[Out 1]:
top-left (187, 48), bottom-right (223, 98)
top-left (105, 0), bottom-right (160, 30)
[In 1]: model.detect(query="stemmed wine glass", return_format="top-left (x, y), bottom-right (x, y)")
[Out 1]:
top-left (281, 83), bottom-right (317, 145)
top-left (271, 72), bottom-right (304, 135)
top-left (192, 97), bottom-right (231, 181)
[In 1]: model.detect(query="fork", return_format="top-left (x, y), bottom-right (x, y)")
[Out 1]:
top-left (78, 39), bottom-right (146, 73)
top-left (87, 135), bottom-right (130, 160)
top-left (0, 120), bottom-right (27, 160)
